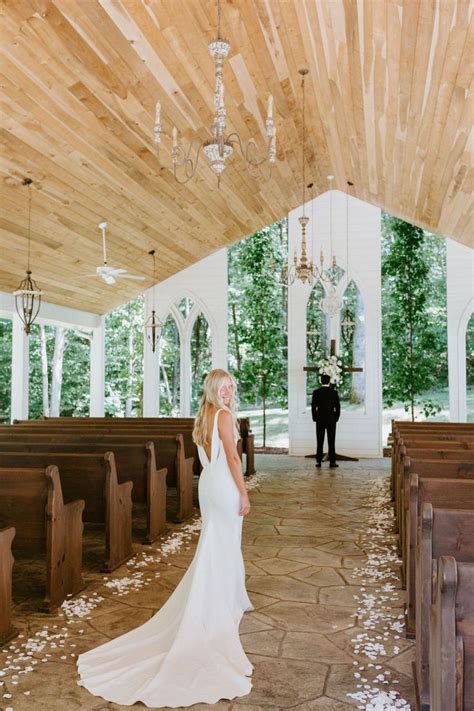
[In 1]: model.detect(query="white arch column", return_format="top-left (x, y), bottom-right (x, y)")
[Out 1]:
top-left (143, 289), bottom-right (160, 417)
top-left (11, 313), bottom-right (29, 422)
top-left (90, 316), bottom-right (105, 416)
top-left (447, 238), bottom-right (474, 421)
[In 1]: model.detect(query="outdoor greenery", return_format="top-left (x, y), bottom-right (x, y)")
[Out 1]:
top-left (0, 213), bottom-right (470, 431)
top-left (228, 219), bottom-right (288, 445)
top-left (0, 319), bottom-right (12, 422)
top-left (381, 215), bottom-right (448, 420)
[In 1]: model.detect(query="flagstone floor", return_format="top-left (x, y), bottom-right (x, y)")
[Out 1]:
top-left (1, 455), bottom-right (415, 710)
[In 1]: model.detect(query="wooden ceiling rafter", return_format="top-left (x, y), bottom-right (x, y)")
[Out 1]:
top-left (0, 0), bottom-right (471, 315)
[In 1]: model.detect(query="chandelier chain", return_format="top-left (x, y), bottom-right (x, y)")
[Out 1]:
top-left (301, 73), bottom-right (306, 217)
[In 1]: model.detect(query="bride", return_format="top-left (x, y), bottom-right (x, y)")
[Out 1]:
top-left (76, 369), bottom-right (254, 707)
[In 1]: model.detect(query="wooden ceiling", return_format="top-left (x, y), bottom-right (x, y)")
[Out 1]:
top-left (1, 0), bottom-right (472, 315)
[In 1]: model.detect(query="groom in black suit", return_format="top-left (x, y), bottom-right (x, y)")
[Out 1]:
top-left (311, 374), bottom-right (341, 468)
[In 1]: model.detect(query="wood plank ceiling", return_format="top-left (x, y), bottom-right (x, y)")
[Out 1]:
top-left (1, 0), bottom-right (472, 314)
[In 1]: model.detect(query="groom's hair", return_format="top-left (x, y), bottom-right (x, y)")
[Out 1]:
top-left (320, 374), bottom-right (331, 385)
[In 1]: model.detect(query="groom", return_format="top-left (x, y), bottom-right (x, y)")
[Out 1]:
top-left (311, 374), bottom-right (341, 468)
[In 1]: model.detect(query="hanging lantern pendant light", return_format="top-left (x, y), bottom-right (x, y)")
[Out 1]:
top-left (13, 178), bottom-right (42, 335)
top-left (144, 249), bottom-right (163, 352)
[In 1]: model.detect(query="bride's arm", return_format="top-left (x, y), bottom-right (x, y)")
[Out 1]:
top-left (219, 411), bottom-right (251, 516)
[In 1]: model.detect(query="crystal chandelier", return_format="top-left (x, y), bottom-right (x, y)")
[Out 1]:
top-left (144, 250), bottom-right (163, 353)
top-left (13, 178), bottom-right (42, 335)
top-left (153, 0), bottom-right (276, 186)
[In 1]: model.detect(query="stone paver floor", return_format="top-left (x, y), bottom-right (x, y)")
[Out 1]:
top-left (1, 456), bottom-right (414, 710)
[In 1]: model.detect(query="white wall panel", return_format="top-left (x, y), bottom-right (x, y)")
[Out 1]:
top-left (288, 191), bottom-right (382, 457)
top-left (447, 239), bottom-right (474, 421)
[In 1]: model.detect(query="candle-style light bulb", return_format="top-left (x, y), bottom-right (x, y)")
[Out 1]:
top-left (172, 126), bottom-right (178, 148)
top-left (267, 94), bottom-right (273, 118)
top-left (155, 101), bottom-right (161, 123)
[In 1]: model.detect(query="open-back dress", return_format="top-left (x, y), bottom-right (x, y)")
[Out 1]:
top-left (76, 408), bottom-right (253, 707)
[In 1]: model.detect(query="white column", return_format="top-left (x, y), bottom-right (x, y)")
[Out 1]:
top-left (11, 314), bottom-right (29, 422)
top-left (181, 340), bottom-right (191, 416)
top-left (447, 239), bottom-right (474, 421)
top-left (90, 315), bottom-right (105, 416)
top-left (143, 288), bottom-right (160, 416)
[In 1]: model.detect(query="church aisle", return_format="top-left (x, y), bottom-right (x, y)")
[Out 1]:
top-left (0, 456), bottom-right (414, 710)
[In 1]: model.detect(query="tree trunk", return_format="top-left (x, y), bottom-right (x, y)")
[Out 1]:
top-left (39, 325), bottom-right (50, 417)
top-left (50, 327), bottom-right (66, 417)
top-left (259, 300), bottom-right (267, 448)
top-left (231, 302), bottom-right (242, 371)
top-left (351, 289), bottom-right (365, 403)
top-left (161, 364), bottom-right (172, 409)
top-left (125, 331), bottom-right (134, 417)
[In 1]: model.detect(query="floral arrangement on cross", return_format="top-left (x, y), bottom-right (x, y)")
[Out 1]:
top-left (318, 353), bottom-right (343, 386)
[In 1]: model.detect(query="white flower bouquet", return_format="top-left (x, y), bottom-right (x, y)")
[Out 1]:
top-left (318, 354), bottom-right (343, 385)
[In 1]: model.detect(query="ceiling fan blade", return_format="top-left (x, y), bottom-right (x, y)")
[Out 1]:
top-left (72, 274), bottom-right (100, 280)
top-left (108, 268), bottom-right (128, 276)
top-left (117, 274), bottom-right (146, 281)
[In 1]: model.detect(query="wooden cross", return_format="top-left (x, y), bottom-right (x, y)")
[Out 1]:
top-left (303, 339), bottom-right (363, 374)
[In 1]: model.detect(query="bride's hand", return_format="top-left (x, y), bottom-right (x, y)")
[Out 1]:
top-left (239, 492), bottom-right (250, 516)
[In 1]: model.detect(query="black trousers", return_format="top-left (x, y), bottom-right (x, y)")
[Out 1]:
top-left (316, 422), bottom-right (337, 463)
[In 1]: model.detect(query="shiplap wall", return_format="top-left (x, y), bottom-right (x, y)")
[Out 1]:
top-left (143, 249), bottom-right (228, 416)
top-left (288, 191), bottom-right (382, 457)
top-left (447, 239), bottom-right (474, 421)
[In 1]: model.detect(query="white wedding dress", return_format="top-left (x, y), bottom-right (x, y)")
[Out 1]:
top-left (76, 409), bottom-right (254, 707)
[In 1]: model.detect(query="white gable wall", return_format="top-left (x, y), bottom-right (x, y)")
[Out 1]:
top-left (143, 249), bottom-right (228, 416)
top-left (447, 238), bottom-right (474, 421)
top-left (288, 191), bottom-right (383, 457)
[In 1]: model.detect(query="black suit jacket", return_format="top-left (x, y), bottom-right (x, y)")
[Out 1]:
top-left (311, 386), bottom-right (341, 425)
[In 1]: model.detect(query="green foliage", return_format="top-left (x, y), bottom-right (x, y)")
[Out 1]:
top-left (159, 315), bottom-right (180, 416)
top-left (104, 297), bottom-right (144, 416)
top-left (228, 219), bottom-right (288, 445)
top-left (467, 314), bottom-right (474, 387)
top-left (382, 214), bottom-right (447, 419)
top-left (0, 319), bottom-right (12, 423)
top-left (28, 324), bottom-right (90, 419)
top-left (191, 313), bottom-right (212, 414)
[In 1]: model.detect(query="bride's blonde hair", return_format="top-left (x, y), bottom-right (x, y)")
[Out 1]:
top-left (192, 369), bottom-right (240, 447)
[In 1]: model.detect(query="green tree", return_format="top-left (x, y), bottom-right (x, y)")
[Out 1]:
top-left (0, 319), bottom-right (12, 423)
top-left (382, 215), bottom-right (446, 420)
top-left (105, 297), bottom-right (144, 416)
top-left (228, 219), bottom-right (288, 445)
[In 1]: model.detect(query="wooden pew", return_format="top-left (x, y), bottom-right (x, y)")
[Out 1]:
top-left (406, 475), bottom-right (474, 636)
top-left (0, 452), bottom-right (133, 572)
top-left (0, 442), bottom-right (167, 544)
top-left (390, 422), bottom-right (474, 500)
top-left (415, 505), bottom-right (474, 710)
top-left (396, 448), bottom-right (474, 550)
top-left (391, 429), bottom-right (474, 506)
top-left (0, 466), bottom-right (85, 612)
top-left (430, 556), bottom-right (474, 711)
top-left (396, 450), bottom-right (474, 560)
top-left (0, 527), bottom-right (16, 645)
top-left (13, 416), bottom-right (256, 476)
top-left (0, 433), bottom-right (194, 523)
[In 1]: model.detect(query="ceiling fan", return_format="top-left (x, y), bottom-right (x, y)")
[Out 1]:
top-left (82, 222), bottom-right (146, 285)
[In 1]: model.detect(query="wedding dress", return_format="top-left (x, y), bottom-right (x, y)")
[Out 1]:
top-left (76, 409), bottom-right (254, 707)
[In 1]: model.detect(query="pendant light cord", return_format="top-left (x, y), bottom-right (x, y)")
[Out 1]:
top-left (302, 73), bottom-right (306, 217)
top-left (217, 0), bottom-right (221, 39)
top-left (27, 182), bottom-right (32, 273)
